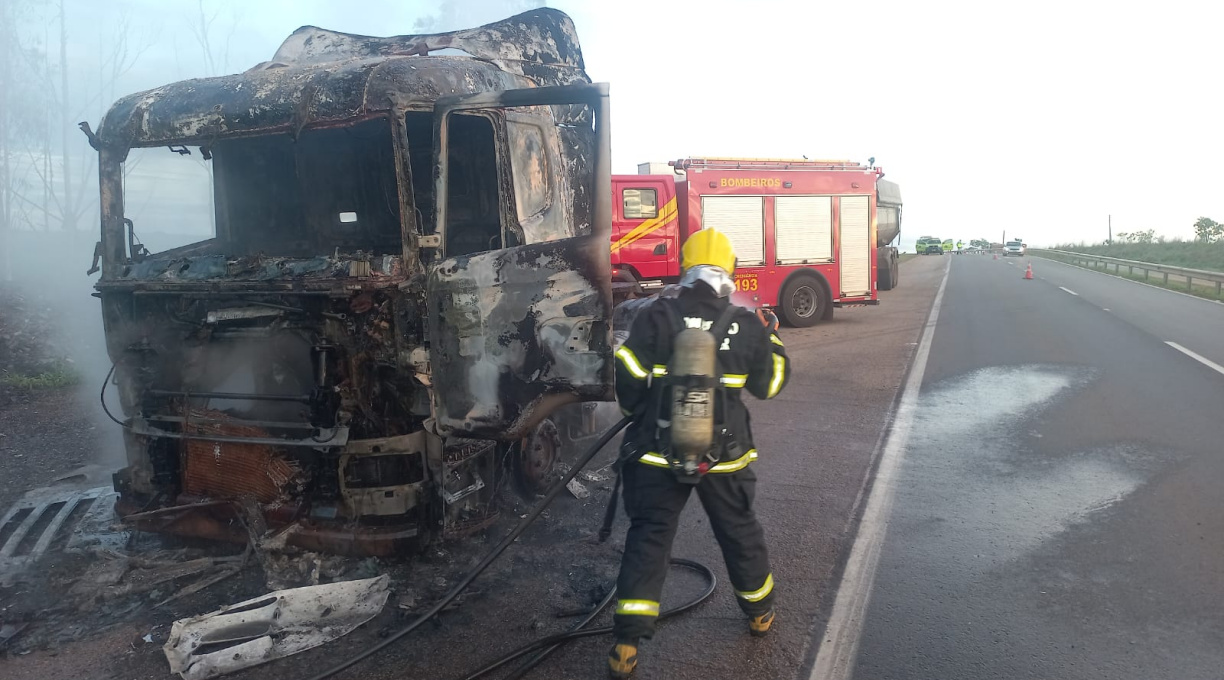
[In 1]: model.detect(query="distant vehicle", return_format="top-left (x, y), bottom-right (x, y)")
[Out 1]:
top-left (941, 239), bottom-right (954, 253)
top-left (916, 236), bottom-right (943, 255)
top-left (1004, 240), bottom-right (1026, 256)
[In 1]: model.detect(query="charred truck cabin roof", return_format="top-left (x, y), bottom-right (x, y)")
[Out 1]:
top-left (87, 9), bottom-right (614, 556)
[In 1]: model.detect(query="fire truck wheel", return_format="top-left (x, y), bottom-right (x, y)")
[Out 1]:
top-left (779, 273), bottom-right (829, 327)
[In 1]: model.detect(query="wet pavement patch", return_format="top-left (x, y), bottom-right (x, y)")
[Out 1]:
top-left (903, 364), bottom-right (1148, 567)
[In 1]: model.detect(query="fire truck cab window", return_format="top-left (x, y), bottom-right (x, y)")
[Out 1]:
top-left (623, 188), bottom-right (658, 219)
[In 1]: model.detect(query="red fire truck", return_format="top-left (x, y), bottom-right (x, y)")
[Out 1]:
top-left (610, 157), bottom-right (903, 326)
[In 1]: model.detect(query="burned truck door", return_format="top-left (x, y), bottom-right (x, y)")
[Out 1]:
top-left (427, 83), bottom-right (613, 440)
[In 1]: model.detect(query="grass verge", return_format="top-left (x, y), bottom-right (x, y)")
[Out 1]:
top-left (1035, 252), bottom-right (1224, 303)
top-left (0, 361), bottom-right (81, 390)
top-left (1048, 241), bottom-right (1224, 272)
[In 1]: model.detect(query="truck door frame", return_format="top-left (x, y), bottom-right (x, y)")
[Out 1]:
top-left (426, 83), bottom-right (613, 440)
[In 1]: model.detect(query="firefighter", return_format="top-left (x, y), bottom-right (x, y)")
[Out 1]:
top-left (607, 229), bottom-right (791, 678)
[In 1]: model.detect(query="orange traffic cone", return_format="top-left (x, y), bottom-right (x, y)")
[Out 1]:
top-left (993, 253), bottom-right (998, 260)
top-left (1023, 263), bottom-right (1033, 280)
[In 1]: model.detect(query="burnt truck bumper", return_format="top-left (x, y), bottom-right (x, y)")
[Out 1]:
top-left (112, 428), bottom-right (502, 557)
top-left (114, 495), bottom-right (423, 556)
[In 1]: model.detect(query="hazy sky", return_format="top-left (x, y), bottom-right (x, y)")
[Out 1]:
top-left (61, 0), bottom-right (1224, 248)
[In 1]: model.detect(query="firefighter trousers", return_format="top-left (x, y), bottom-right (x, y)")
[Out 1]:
top-left (612, 462), bottom-right (775, 641)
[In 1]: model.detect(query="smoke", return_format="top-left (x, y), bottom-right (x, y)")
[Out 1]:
top-left (2, 229), bottom-right (126, 471)
top-left (412, 0), bottom-right (547, 32)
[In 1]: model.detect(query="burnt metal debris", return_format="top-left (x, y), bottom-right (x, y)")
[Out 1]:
top-left (86, 9), bottom-right (613, 556)
top-left (164, 575), bottom-right (392, 680)
top-left (0, 485), bottom-right (126, 587)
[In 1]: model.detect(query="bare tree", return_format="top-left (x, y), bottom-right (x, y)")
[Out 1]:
top-left (0, 7), bottom-right (11, 280)
top-left (0, 0), bottom-right (42, 279)
top-left (57, 0), bottom-right (73, 231)
top-left (8, 3), bottom-right (151, 236)
top-left (187, 0), bottom-right (240, 77)
top-left (178, 0), bottom-right (243, 235)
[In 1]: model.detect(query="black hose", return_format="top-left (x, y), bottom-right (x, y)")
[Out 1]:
top-left (307, 416), bottom-right (633, 680)
top-left (100, 364), bottom-right (128, 428)
top-left (500, 582), bottom-right (618, 680)
top-left (463, 558), bottom-right (717, 680)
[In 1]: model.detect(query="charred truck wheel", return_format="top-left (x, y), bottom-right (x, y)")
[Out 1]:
top-left (779, 272), bottom-right (829, 327)
top-left (515, 418), bottom-right (562, 496)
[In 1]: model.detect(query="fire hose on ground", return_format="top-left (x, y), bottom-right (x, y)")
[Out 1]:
top-left (306, 415), bottom-right (718, 680)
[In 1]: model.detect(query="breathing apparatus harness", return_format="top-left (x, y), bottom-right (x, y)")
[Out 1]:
top-left (600, 300), bottom-right (741, 541)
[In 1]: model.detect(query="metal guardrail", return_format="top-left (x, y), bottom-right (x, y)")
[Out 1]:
top-left (1030, 248), bottom-right (1224, 296)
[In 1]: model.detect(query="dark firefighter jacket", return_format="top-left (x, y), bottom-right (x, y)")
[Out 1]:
top-left (613, 283), bottom-right (791, 472)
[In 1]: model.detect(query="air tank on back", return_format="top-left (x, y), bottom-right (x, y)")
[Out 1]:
top-left (669, 326), bottom-right (717, 476)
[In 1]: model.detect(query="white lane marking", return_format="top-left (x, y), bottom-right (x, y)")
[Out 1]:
top-left (1033, 257), bottom-right (1224, 307)
top-left (808, 253), bottom-right (951, 680)
top-left (1059, 286), bottom-right (1079, 296)
top-left (1103, 308), bottom-right (1111, 312)
top-left (1166, 341), bottom-right (1224, 377)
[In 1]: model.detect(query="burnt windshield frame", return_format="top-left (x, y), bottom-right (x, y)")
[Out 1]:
top-left (102, 115), bottom-right (407, 266)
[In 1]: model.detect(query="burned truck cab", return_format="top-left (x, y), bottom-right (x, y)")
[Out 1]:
top-left (88, 10), bottom-right (612, 555)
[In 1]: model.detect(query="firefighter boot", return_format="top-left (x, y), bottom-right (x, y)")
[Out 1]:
top-left (749, 609), bottom-right (776, 637)
top-left (608, 638), bottom-right (639, 678)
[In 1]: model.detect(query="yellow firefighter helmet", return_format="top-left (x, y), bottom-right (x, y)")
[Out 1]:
top-left (682, 229), bottom-right (737, 274)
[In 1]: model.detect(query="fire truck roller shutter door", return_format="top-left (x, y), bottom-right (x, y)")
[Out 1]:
top-left (700, 196), bottom-right (764, 266)
top-left (775, 196), bottom-right (832, 263)
top-left (839, 195), bottom-right (871, 297)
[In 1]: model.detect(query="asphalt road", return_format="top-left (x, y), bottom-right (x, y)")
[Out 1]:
top-left (838, 254), bottom-right (1224, 679)
top-left (1027, 255), bottom-right (1224, 369)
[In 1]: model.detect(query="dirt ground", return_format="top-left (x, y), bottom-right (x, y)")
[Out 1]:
top-left (0, 389), bottom-right (103, 510)
top-left (0, 284), bottom-right (121, 511)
